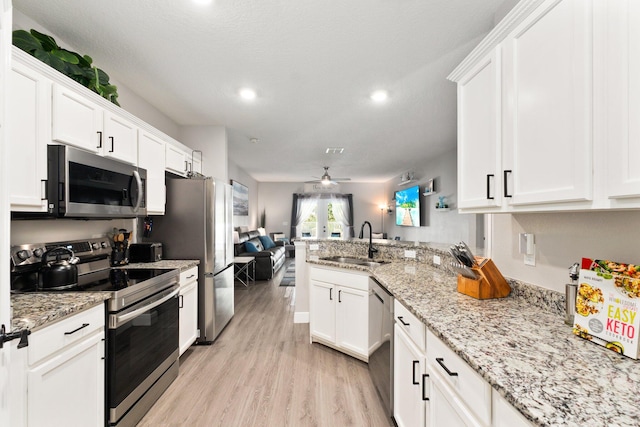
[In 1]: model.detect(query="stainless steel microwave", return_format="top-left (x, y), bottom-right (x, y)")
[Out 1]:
top-left (42, 145), bottom-right (147, 218)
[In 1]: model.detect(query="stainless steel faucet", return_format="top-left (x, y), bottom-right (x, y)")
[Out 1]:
top-left (358, 221), bottom-right (379, 259)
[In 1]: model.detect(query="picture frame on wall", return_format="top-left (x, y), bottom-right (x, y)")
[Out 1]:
top-left (231, 180), bottom-right (249, 216)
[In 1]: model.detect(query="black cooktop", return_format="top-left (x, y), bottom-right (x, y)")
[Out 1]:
top-left (12, 268), bottom-right (176, 293)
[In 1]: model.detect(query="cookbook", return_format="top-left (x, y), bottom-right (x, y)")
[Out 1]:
top-left (573, 258), bottom-right (640, 359)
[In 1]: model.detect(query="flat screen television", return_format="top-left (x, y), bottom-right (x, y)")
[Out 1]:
top-left (395, 185), bottom-right (420, 227)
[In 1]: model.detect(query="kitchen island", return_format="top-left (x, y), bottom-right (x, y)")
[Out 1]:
top-left (308, 244), bottom-right (640, 427)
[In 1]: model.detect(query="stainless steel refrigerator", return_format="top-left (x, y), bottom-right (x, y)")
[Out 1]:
top-left (150, 176), bottom-right (234, 343)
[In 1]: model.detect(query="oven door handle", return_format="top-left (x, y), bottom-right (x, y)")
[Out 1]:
top-left (109, 287), bottom-right (179, 329)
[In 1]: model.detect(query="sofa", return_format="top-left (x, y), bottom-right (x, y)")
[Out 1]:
top-left (234, 230), bottom-right (286, 280)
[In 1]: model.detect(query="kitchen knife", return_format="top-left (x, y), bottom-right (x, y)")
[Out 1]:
top-left (451, 262), bottom-right (478, 280)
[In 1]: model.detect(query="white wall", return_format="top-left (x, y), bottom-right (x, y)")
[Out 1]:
top-left (178, 125), bottom-right (227, 180)
top-left (229, 159), bottom-right (258, 230)
top-left (12, 10), bottom-right (181, 139)
top-left (491, 211), bottom-right (640, 293)
top-left (382, 148), bottom-right (481, 246)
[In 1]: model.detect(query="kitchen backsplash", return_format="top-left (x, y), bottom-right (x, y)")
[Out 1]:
top-left (10, 218), bottom-right (135, 245)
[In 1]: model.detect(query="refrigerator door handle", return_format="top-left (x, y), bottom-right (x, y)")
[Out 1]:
top-left (204, 272), bottom-right (214, 278)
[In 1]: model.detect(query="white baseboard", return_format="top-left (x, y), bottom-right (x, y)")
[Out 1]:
top-left (294, 311), bottom-right (309, 324)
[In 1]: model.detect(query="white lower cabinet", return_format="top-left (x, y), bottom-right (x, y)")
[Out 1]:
top-left (394, 323), bottom-right (428, 427)
top-left (492, 392), bottom-right (533, 427)
top-left (27, 304), bottom-right (105, 427)
top-left (179, 266), bottom-right (199, 355)
top-left (427, 330), bottom-right (491, 426)
top-left (309, 266), bottom-right (369, 361)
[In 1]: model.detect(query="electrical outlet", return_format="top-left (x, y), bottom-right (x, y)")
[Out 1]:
top-left (433, 255), bottom-right (441, 265)
top-left (309, 244), bottom-right (319, 251)
top-left (524, 245), bottom-right (536, 266)
top-left (404, 250), bottom-right (416, 259)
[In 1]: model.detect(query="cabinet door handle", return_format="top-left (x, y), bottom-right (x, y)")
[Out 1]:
top-left (184, 160), bottom-right (188, 172)
top-left (338, 289), bottom-right (342, 303)
top-left (109, 136), bottom-right (115, 153)
top-left (422, 373), bottom-right (430, 401)
top-left (97, 131), bottom-right (103, 149)
top-left (503, 170), bottom-right (512, 198)
top-left (64, 323), bottom-right (90, 335)
top-left (179, 294), bottom-right (184, 309)
top-left (41, 180), bottom-right (48, 200)
top-left (186, 274), bottom-right (196, 279)
top-left (412, 360), bottom-right (420, 385)
top-left (329, 288), bottom-right (333, 301)
top-left (435, 358), bottom-right (458, 376)
top-left (486, 174), bottom-right (494, 200)
top-left (397, 316), bottom-right (410, 326)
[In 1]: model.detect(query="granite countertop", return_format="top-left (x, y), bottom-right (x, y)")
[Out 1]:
top-left (124, 259), bottom-right (199, 271)
top-left (11, 292), bottom-right (110, 333)
top-left (308, 258), bottom-right (640, 426)
top-left (10, 259), bottom-right (199, 334)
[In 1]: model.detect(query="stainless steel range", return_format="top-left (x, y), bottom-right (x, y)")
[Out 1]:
top-left (10, 237), bottom-right (180, 427)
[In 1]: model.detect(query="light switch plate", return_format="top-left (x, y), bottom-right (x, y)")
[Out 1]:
top-left (433, 255), bottom-right (441, 265)
top-left (405, 250), bottom-right (416, 259)
top-left (309, 244), bottom-right (319, 251)
top-left (524, 245), bottom-right (536, 266)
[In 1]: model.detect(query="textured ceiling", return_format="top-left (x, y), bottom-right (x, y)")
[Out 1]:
top-left (13, 0), bottom-right (507, 183)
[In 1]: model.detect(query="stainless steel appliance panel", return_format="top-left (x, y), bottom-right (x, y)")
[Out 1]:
top-left (150, 176), bottom-right (234, 343)
top-left (214, 265), bottom-right (234, 338)
top-left (369, 278), bottom-right (394, 419)
top-left (43, 145), bottom-right (147, 218)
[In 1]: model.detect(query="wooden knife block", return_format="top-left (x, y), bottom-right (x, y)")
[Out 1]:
top-left (457, 257), bottom-right (511, 300)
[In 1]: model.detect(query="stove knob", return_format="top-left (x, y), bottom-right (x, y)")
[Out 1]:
top-left (33, 248), bottom-right (44, 258)
top-left (92, 242), bottom-right (100, 250)
top-left (101, 241), bottom-right (108, 248)
top-left (16, 250), bottom-right (31, 261)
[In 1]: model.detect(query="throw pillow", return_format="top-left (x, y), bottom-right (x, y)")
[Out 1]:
top-left (244, 241), bottom-right (260, 253)
top-left (258, 235), bottom-right (276, 249)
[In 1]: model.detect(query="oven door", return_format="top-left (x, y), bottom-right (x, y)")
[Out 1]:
top-left (107, 285), bottom-right (179, 424)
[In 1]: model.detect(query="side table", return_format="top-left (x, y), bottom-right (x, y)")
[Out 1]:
top-left (234, 256), bottom-right (255, 287)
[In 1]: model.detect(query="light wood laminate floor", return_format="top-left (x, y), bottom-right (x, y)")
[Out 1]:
top-left (138, 261), bottom-right (391, 427)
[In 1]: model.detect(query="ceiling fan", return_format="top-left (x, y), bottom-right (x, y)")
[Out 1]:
top-left (307, 166), bottom-right (351, 186)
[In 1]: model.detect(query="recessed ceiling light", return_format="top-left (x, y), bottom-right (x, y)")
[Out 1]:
top-left (239, 88), bottom-right (257, 100)
top-left (370, 90), bottom-right (388, 103)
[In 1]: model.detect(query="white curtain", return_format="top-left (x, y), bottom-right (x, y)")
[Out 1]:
top-left (294, 196), bottom-right (317, 237)
top-left (330, 195), bottom-right (350, 239)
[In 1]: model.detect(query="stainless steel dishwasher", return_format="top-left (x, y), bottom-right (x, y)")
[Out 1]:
top-left (369, 278), bottom-right (394, 420)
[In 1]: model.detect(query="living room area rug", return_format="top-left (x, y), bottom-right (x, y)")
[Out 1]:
top-left (279, 263), bottom-right (295, 287)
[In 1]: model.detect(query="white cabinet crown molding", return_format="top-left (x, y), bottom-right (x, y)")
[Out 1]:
top-left (447, 0), bottom-right (547, 82)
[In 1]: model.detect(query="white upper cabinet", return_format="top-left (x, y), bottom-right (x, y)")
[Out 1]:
top-left (52, 84), bottom-right (138, 165)
top-left (447, 0), bottom-right (640, 213)
top-left (503, 0), bottom-right (593, 206)
top-left (103, 111), bottom-right (138, 165)
top-left (165, 143), bottom-right (189, 177)
top-left (52, 83), bottom-right (103, 155)
top-left (8, 60), bottom-right (50, 212)
top-left (457, 47), bottom-right (502, 209)
top-left (604, 0), bottom-right (640, 200)
top-left (138, 130), bottom-right (166, 214)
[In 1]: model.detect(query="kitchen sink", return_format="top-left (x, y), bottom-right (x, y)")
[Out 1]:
top-left (320, 256), bottom-right (390, 267)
